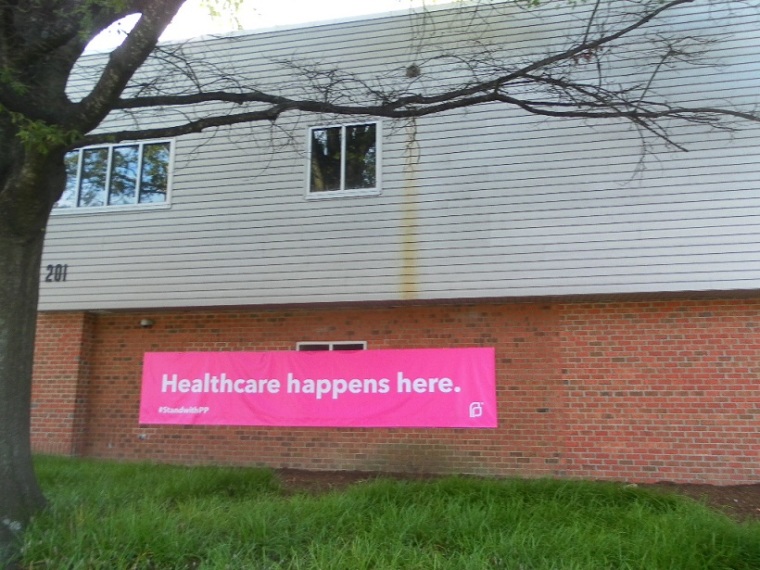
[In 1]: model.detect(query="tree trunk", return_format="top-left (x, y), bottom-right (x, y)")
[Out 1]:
top-left (0, 141), bottom-right (63, 566)
top-left (0, 229), bottom-right (48, 567)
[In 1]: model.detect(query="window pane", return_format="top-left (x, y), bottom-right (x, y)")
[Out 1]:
top-left (297, 343), bottom-right (331, 351)
top-left (78, 148), bottom-right (109, 207)
top-left (138, 143), bottom-right (170, 204)
top-left (344, 124), bottom-right (377, 190)
top-left (310, 127), bottom-right (342, 192)
top-left (332, 343), bottom-right (366, 351)
top-left (55, 151), bottom-right (80, 209)
top-left (108, 145), bottom-right (139, 205)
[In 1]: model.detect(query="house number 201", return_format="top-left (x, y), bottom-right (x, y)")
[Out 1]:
top-left (45, 264), bottom-right (69, 282)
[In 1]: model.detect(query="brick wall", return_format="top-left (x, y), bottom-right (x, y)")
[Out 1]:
top-left (559, 299), bottom-right (760, 484)
top-left (31, 298), bottom-right (760, 484)
top-left (31, 311), bottom-right (95, 454)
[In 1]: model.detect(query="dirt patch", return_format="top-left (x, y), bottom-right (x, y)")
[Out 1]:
top-left (275, 469), bottom-right (760, 522)
top-left (645, 481), bottom-right (760, 522)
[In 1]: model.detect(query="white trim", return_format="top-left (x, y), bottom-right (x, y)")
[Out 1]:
top-left (296, 341), bottom-right (368, 351)
top-left (50, 202), bottom-right (172, 216)
top-left (52, 139), bottom-right (175, 214)
top-left (305, 121), bottom-right (382, 200)
top-left (305, 187), bottom-right (381, 201)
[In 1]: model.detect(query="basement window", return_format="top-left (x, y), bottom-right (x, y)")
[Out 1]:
top-left (296, 341), bottom-right (367, 351)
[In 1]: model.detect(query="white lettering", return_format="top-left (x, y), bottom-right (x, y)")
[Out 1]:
top-left (397, 372), bottom-right (455, 393)
top-left (160, 370), bottom-right (394, 399)
top-left (316, 379), bottom-right (331, 399)
top-left (220, 374), bottom-right (234, 392)
top-left (162, 373), bottom-right (177, 392)
top-left (285, 374), bottom-right (389, 399)
top-left (288, 373), bottom-right (301, 393)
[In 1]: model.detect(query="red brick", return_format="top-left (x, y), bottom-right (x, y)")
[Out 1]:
top-left (31, 298), bottom-right (760, 484)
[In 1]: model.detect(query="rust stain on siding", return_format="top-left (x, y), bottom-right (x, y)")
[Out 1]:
top-left (401, 121), bottom-right (420, 300)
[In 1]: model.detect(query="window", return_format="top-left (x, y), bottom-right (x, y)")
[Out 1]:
top-left (297, 341), bottom-right (367, 351)
top-left (55, 140), bottom-right (173, 210)
top-left (307, 122), bottom-right (380, 198)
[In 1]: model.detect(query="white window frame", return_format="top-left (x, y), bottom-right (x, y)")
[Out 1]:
top-left (296, 341), bottom-right (368, 351)
top-left (52, 139), bottom-right (175, 214)
top-left (305, 121), bottom-right (381, 200)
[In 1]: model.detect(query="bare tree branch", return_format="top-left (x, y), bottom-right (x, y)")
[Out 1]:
top-left (70, 0), bottom-right (758, 149)
top-left (71, 1), bottom-right (187, 130)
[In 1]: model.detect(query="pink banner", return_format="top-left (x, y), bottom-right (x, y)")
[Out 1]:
top-left (139, 348), bottom-right (496, 428)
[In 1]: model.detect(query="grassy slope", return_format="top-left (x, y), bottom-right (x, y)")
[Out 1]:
top-left (20, 456), bottom-right (760, 569)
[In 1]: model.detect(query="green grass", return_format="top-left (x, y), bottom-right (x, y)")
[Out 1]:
top-left (19, 456), bottom-right (760, 569)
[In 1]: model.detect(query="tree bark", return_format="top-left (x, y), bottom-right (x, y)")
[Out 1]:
top-left (0, 229), bottom-right (47, 567)
top-left (0, 143), bottom-right (62, 567)
top-left (0, 2), bottom-right (187, 563)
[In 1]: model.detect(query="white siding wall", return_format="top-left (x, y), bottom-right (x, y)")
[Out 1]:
top-left (40, 2), bottom-right (760, 310)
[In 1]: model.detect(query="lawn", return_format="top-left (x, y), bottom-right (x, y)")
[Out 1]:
top-left (19, 456), bottom-right (760, 569)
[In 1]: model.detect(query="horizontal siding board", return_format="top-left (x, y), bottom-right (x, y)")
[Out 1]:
top-left (40, 246), bottom-right (760, 283)
top-left (41, 1), bottom-right (760, 310)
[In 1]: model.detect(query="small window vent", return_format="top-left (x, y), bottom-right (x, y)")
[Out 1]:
top-left (296, 341), bottom-right (367, 351)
